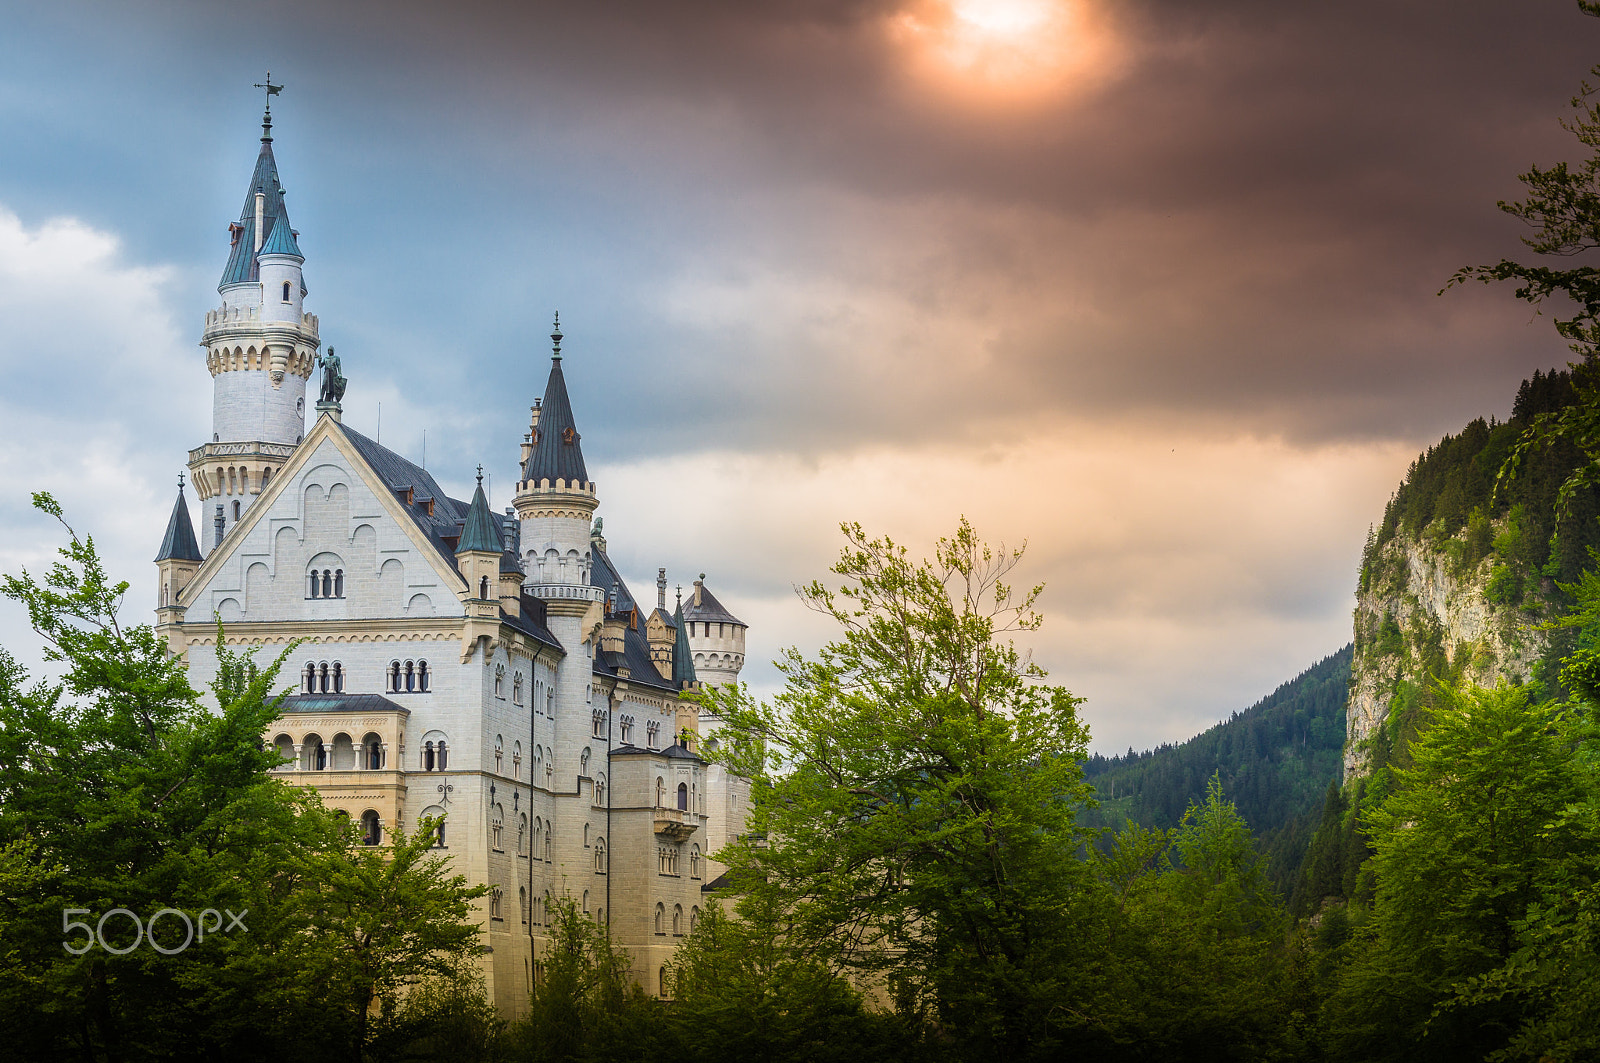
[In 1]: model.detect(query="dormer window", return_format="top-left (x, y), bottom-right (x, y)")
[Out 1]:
top-left (562, 427), bottom-right (577, 445)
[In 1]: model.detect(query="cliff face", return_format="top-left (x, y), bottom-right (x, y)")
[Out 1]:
top-left (1345, 523), bottom-right (1549, 780)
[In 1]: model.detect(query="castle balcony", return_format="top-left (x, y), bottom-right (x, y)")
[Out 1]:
top-left (189, 440), bottom-right (300, 465)
top-left (202, 307), bottom-right (319, 345)
top-left (653, 806), bottom-right (698, 840)
top-left (525, 583), bottom-right (606, 603)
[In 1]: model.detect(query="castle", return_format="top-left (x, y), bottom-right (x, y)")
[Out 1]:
top-left (150, 99), bottom-right (751, 1013)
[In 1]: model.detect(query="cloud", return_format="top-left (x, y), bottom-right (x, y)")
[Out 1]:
top-left (0, 205), bottom-right (200, 680)
top-left (591, 422), bottom-right (1411, 753)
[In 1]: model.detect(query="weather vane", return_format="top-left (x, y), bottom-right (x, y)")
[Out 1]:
top-left (253, 72), bottom-right (284, 136)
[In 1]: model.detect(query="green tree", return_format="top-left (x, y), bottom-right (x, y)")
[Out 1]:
top-left (1322, 682), bottom-right (1598, 1061)
top-left (700, 519), bottom-right (1095, 1059)
top-left (0, 494), bottom-right (488, 1062)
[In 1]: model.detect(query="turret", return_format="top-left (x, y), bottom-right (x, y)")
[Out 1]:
top-left (682, 575), bottom-right (747, 686)
top-left (154, 475), bottom-right (204, 653)
top-left (190, 95), bottom-right (320, 550)
top-left (646, 568), bottom-right (676, 679)
top-left (456, 470), bottom-right (504, 661)
top-left (514, 315), bottom-right (601, 606)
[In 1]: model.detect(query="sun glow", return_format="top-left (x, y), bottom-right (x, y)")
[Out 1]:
top-left (889, 0), bottom-right (1121, 104)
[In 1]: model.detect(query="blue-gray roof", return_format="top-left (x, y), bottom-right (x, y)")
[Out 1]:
top-left (219, 137), bottom-right (297, 289)
top-left (589, 546), bottom-right (677, 693)
top-left (683, 581), bottom-right (744, 627)
top-left (154, 487), bottom-right (203, 563)
top-left (523, 358), bottom-right (588, 485)
top-left (329, 421), bottom-right (562, 653)
top-left (672, 599), bottom-right (696, 687)
top-left (258, 216), bottom-right (303, 259)
top-left (457, 481), bottom-right (502, 554)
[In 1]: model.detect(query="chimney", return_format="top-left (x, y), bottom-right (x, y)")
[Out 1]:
top-left (214, 504), bottom-right (225, 546)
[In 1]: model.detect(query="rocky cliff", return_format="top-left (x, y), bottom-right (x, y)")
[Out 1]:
top-left (1345, 526), bottom-right (1548, 779)
top-left (1343, 368), bottom-right (1600, 781)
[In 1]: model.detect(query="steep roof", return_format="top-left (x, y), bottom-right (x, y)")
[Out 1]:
top-left (457, 479), bottom-right (502, 554)
top-left (154, 486), bottom-right (203, 563)
top-left (524, 356), bottom-right (588, 485)
top-left (257, 216), bottom-right (303, 258)
top-left (672, 599), bottom-right (696, 687)
top-left (589, 545), bottom-right (677, 693)
top-left (683, 580), bottom-right (744, 626)
top-left (219, 135), bottom-right (296, 289)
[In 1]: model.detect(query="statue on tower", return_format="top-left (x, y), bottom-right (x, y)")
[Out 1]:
top-left (318, 347), bottom-right (346, 404)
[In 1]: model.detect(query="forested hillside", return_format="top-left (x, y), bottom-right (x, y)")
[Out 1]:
top-left (1083, 645), bottom-right (1350, 891)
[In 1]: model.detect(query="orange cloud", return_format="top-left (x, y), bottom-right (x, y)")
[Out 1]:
top-left (886, 0), bottom-right (1125, 105)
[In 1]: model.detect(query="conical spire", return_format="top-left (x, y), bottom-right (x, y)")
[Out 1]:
top-left (457, 467), bottom-right (503, 554)
top-left (672, 597), bottom-right (697, 687)
top-left (155, 480), bottom-right (203, 563)
top-left (219, 130), bottom-right (294, 289)
top-left (523, 314), bottom-right (588, 485)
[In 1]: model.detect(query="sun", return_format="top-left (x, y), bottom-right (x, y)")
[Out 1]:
top-left (888, 0), bottom-right (1120, 104)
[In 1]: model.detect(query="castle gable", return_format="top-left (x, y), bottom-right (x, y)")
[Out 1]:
top-left (181, 416), bottom-right (469, 626)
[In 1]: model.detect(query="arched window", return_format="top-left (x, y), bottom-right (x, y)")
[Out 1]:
top-left (334, 569), bottom-right (344, 598)
top-left (491, 888), bottom-right (502, 921)
top-left (233, 499), bottom-right (241, 521)
top-left (494, 664), bottom-right (505, 696)
top-left (673, 905), bottom-right (682, 936)
top-left (660, 967), bottom-right (670, 999)
top-left (518, 813), bottom-right (527, 854)
top-left (364, 732), bottom-right (383, 769)
top-left (480, 575), bottom-right (490, 599)
top-left (595, 838), bottom-right (606, 874)
top-left (654, 903), bottom-right (665, 936)
top-left (417, 661), bottom-right (430, 692)
top-left (677, 782), bottom-right (688, 811)
top-left (520, 887), bottom-right (528, 925)
top-left (655, 777), bottom-right (665, 807)
top-left (513, 671), bottom-right (523, 705)
top-left (360, 809), bottom-right (381, 846)
top-left (331, 662), bottom-right (343, 694)
top-left (495, 736), bottom-right (503, 774)
top-left (405, 661), bottom-right (415, 692)
top-left (309, 572), bottom-right (320, 598)
top-left (690, 906), bottom-right (700, 932)
top-left (491, 805), bottom-right (504, 851)
top-left (690, 846), bottom-right (701, 879)
top-left (594, 774), bottom-right (606, 807)
top-left (318, 662), bottom-right (329, 693)
top-left (319, 569), bottom-right (330, 597)
top-left (314, 739), bottom-right (327, 771)
top-left (534, 818), bottom-right (542, 857)
top-left (437, 741), bottom-right (448, 770)
top-left (582, 890), bottom-right (590, 916)
top-left (303, 662), bottom-right (315, 692)
top-left (592, 709), bottom-right (605, 737)
top-left (544, 826), bottom-right (551, 862)
top-left (513, 742), bottom-right (522, 779)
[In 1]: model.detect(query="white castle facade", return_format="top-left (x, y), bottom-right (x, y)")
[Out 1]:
top-left (152, 104), bottom-right (751, 1013)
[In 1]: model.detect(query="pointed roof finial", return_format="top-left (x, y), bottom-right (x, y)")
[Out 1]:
top-left (252, 72), bottom-right (283, 141)
top-left (178, 470), bottom-right (186, 489)
top-left (676, 584), bottom-right (682, 607)
top-left (476, 463), bottom-right (484, 486)
top-left (551, 312), bottom-right (563, 361)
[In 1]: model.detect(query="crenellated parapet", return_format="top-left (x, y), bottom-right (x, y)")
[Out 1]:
top-left (186, 440), bottom-right (298, 502)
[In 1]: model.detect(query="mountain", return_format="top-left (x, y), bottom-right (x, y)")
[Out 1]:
top-left (1346, 368), bottom-right (1600, 782)
top-left (1082, 645), bottom-right (1352, 894)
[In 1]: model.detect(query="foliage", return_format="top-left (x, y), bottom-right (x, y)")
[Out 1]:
top-left (0, 494), bottom-right (486, 1063)
top-left (1320, 682), bottom-right (1599, 1061)
top-left (1083, 645), bottom-right (1350, 894)
top-left (698, 519), bottom-right (1097, 1058)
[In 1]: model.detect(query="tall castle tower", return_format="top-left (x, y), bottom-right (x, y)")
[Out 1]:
top-left (513, 317), bottom-right (605, 779)
top-left (189, 88), bottom-right (320, 551)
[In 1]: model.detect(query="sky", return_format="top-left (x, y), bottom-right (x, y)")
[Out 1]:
top-left (0, 0), bottom-right (1592, 755)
